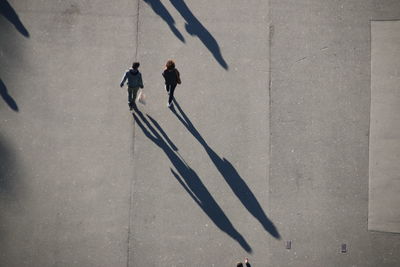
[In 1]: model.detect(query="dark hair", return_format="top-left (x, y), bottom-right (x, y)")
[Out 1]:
top-left (132, 62), bottom-right (140, 69)
top-left (166, 60), bottom-right (175, 70)
top-left (237, 263), bottom-right (243, 267)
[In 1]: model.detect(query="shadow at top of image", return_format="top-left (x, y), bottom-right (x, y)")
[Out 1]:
top-left (0, 0), bottom-right (29, 111)
top-left (143, 0), bottom-right (185, 42)
top-left (0, 0), bottom-right (29, 37)
top-left (143, 0), bottom-right (228, 70)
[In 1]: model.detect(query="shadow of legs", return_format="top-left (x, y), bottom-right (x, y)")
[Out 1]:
top-left (171, 99), bottom-right (281, 239)
top-left (132, 109), bottom-right (252, 252)
top-left (143, 0), bottom-right (227, 69)
top-left (0, 0), bottom-right (29, 37)
top-left (0, 79), bottom-right (18, 112)
top-left (169, 0), bottom-right (228, 69)
top-left (142, 0), bottom-right (185, 42)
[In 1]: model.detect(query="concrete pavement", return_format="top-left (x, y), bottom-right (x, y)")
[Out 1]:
top-left (130, 0), bottom-right (273, 265)
top-left (269, 1), bottom-right (400, 266)
top-left (369, 20), bottom-right (400, 233)
top-left (0, 0), bottom-right (400, 266)
top-left (1, 1), bottom-right (137, 266)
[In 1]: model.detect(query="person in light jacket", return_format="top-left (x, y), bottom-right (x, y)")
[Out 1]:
top-left (120, 62), bottom-right (144, 110)
top-left (162, 60), bottom-right (181, 108)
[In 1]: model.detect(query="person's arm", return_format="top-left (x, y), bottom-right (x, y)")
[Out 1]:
top-left (139, 73), bottom-right (144, 88)
top-left (175, 69), bottom-right (181, 84)
top-left (120, 72), bottom-right (127, 87)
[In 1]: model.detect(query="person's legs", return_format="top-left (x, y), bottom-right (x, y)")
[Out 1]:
top-left (128, 87), bottom-right (133, 105)
top-left (128, 87), bottom-right (140, 109)
top-left (132, 87), bottom-right (140, 103)
top-left (166, 84), bottom-right (170, 94)
top-left (168, 84), bottom-right (177, 106)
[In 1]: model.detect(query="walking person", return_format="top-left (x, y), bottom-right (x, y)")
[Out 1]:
top-left (162, 60), bottom-right (181, 108)
top-left (120, 62), bottom-right (144, 110)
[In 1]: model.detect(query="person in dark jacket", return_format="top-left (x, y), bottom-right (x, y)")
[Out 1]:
top-left (162, 60), bottom-right (181, 108)
top-left (120, 62), bottom-right (144, 110)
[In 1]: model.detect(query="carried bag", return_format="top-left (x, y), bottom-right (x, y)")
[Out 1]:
top-left (137, 90), bottom-right (146, 105)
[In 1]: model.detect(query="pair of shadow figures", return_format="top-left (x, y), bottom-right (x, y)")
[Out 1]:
top-left (143, 0), bottom-right (228, 70)
top-left (132, 99), bottom-right (280, 253)
top-left (1, 0), bottom-right (228, 111)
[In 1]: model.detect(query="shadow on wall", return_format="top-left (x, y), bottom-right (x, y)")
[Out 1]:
top-left (171, 99), bottom-right (281, 239)
top-left (0, 0), bottom-right (29, 112)
top-left (132, 107), bottom-right (252, 252)
top-left (143, 0), bottom-right (228, 70)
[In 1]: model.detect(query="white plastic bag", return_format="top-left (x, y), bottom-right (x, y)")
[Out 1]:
top-left (137, 90), bottom-right (146, 105)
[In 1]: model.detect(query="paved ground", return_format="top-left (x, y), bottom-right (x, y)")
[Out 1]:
top-left (1, 1), bottom-right (136, 266)
top-left (369, 20), bottom-right (400, 234)
top-left (268, 1), bottom-right (400, 266)
top-left (130, 1), bottom-right (272, 265)
top-left (0, 0), bottom-right (399, 266)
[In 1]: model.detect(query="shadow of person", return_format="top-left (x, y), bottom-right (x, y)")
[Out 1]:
top-left (0, 79), bottom-right (18, 111)
top-left (171, 99), bottom-right (281, 239)
top-left (169, 0), bottom-right (228, 69)
top-left (142, 0), bottom-right (185, 42)
top-left (132, 107), bottom-right (252, 252)
top-left (0, 0), bottom-right (29, 37)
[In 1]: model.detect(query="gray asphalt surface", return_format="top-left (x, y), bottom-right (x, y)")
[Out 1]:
top-left (0, 0), bottom-right (399, 266)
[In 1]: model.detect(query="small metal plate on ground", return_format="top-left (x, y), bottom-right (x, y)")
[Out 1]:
top-left (341, 244), bottom-right (347, 253)
top-left (286, 240), bottom-right (291, 249)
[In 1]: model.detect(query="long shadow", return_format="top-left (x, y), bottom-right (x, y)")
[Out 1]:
top-left (132, 107), bottom-right (252, 252)
top-left (0, 79), bottom-right (18, 111)
top-left (0, 0), bottom-right (29, 111)
top-left (169, 0), bottom-right (228, 69)
top-left (144, 0), bottom-right (228, 69)
top-left (142, 0), bottom-right (185, 42)
top-left (171, 100), bottom-right (281, 239)
top-left (0, 0), bottom-right (29, 37)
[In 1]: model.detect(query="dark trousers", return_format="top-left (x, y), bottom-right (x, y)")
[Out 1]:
top-left (128, 87), bottom-right (140, 105)
top-left (166, 84), bottom-right (177, 104)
